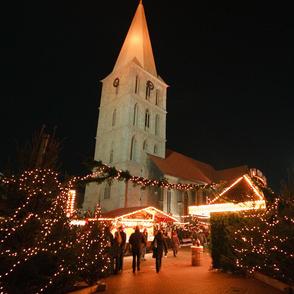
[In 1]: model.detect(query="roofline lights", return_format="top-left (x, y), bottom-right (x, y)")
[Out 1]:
top-left (189, 200), bottom-right (266, 218)
top-left (107, 206), bottom-right (179, 223)
top-left (210, 176), bottom-right (243, 204)
top-left (243, 174), bottom-right (264, 200)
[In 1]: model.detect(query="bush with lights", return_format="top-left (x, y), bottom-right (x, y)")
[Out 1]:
top-left (210, 185), bottom-right (294, 285)
top-left (76, 205), bottom-right (111, 286)
top-left (0, 169), bottom-right (80, 294)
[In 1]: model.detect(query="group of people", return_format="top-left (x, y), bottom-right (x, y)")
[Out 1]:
top-left (105, 225), bottom-right (181, 274)
top-left (105, 225), bottom-right (127, 274)
top-left (129, 226), bottom-right (180, 273)
top-left (191, 227), bottom-right (209, 247)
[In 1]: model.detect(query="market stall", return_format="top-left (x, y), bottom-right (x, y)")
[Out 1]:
top-left (100, 206), bottom-right (180, 242)
top-left (188, 174), bottom-right (266, 218)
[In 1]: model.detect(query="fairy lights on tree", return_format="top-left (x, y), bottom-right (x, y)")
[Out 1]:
top-left (220, 183), bottom-right (294, 284)
top-left (0, 169), bottom-right (79, 294)
top-left (77, 205), bottom-right (111, 285)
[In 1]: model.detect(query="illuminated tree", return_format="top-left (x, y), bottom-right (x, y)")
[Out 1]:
top-left (233, 196), bottom-right (294, 284)
top-left (77, 205), bottom-right (111, 285)
top-left (0, 169), bottom-right (79, 294)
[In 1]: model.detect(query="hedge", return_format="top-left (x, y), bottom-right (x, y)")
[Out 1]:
top-left (210, 206), bottom-right (294, 285)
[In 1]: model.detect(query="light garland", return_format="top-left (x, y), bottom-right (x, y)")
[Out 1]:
top-left (231, 197), bottom-right (294, 282)
top-left (0, 169), bottom-right (111, 293)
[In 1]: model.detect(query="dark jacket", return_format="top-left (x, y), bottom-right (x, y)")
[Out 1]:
top-left (120, 230), bottom-right (127, 249)
top-left (129, 230), bottom-right (146, 252)
top-left (113, 231), bottom-right (122, 257)
top-left (152, 232), bottom-right (168, 258)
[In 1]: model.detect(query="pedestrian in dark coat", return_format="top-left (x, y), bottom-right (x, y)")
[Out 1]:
top-left (129, 226), bottom-right (146, 273)
top-left (162, 231), bottom-right (169, 257)
top-left (118, 226), bottom-right (126, 271)
top-left (171, 230), bottom-right (180, 257)
top-left (113, 230), bottom-right (122, 274)
top-left (105, 226), bottom-right (115, 274)
top-left (152, 230), bottom-right (168, 273)
top-left (141, 228), bottom-right (148, 260)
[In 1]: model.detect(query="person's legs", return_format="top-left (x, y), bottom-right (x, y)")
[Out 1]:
top-left (132, 251), bottom-right (136, 273)
top-left (173, 246), bottom-right (176, 257)
top-left (114, 256), bottom-right (119, 274)
top-left (119, 251), bottom-right (124, 271)
top-left (141, 246), bottom-right (146, 260)
top-left (136, 250), bottom-right (141, 271)
top-left (155, 255), bottom-right (160, 272)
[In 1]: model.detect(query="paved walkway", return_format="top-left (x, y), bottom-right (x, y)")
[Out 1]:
top-left (101, 247), bottom-right (280, 294)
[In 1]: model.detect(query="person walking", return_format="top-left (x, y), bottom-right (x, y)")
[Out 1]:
top-left (152, 229), bottom-right (168, 273)
top-left (129, 226), bottom-right (146, 273)
top-left (162, 230), bottom-right (169, 257)
top-left (113, 228), bottom-right (123, 274)
top-left (117, 226), bottom-right (126, 271)
top-left (141, 228), bottom-right (148, 260)
top-left (171, 230), bottom-right (180, 257)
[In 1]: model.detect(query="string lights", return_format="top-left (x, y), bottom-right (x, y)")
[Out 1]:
top-left (1, 161), bottom-right (292, 291)
top-left (231, 197), bottom-right (294, 284)
top-left (0, 169), bottom-right (111, 293)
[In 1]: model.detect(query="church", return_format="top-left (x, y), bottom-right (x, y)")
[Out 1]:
top-left (82, 1), bottom-right (266, 219)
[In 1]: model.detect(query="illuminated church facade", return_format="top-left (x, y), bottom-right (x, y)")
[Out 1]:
top-left (82, 1), bottom-right (266, 218)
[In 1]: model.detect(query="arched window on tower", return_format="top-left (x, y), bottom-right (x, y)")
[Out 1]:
top-left (112, 109), bottom-right (116, 127)
top-left (145, 109), bottom-right (150, 130)
top-left (135, 75), bottom-right (139, 94)
top-left (130, 136), bottom-right (137, 161)
top-left (109, 143), bottom-right (114, 163)
top-left (104, 182), bottom-right (111, 199)
top-left (155, 114), bottom-right (160, 136)
top-left (133, 104), bottom-right (138, 126)
top-left (145, 80), bottom-right (154, 100)
top-left (155, 89), bottom-right (160, 106)
top-left (154, 144), bottom-right (158, 154)
top-left (143, 140), bottom-right (148, 152)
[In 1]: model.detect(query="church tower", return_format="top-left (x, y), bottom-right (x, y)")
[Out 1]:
top-left (83, 1), bottom-right (168, 212)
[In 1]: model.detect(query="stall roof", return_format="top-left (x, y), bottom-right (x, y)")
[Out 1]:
top-left (102, 206), bottom-right (148, 218)
top-left (102, 206), bottom-right (179, 223)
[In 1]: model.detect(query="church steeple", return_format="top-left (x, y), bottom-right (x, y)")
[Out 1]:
top-left (113, 1), bottom-right (157, 76)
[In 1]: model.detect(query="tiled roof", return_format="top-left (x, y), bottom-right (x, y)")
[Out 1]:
top-left (215, 166), bottom-right (248, 182)
top-left (149, 149), bottom-right (248, 184)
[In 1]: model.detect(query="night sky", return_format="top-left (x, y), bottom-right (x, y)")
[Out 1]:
top-left (1, 0), bottom-right (293, 191)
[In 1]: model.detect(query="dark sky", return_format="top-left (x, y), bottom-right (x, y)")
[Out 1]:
top-left (1, 0), bottom-right (293, 191)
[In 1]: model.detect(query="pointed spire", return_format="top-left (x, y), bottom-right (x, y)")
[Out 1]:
top-left (113, 1), bottom-right (157, 76)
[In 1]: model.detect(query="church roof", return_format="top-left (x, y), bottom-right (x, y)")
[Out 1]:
top-left (149, 149), bottom-right (248, 184)
top-left (113, 1), bottom-right (157, 77)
